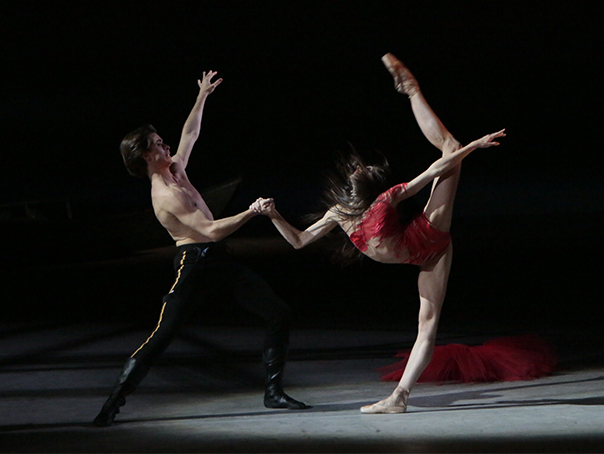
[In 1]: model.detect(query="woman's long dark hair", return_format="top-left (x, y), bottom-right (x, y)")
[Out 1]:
top-left (305, 149), bottom-right (381, 264)
top-left (310, 148), bottom-right (421, 265)
top-left (325, 149), bottom-right (392, 217)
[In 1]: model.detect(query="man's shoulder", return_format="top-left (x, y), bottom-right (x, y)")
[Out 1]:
top-left (169, 159), bottom-right (187, 176)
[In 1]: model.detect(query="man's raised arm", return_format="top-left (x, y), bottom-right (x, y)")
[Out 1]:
top-left (173, 71), bottom-right (223, 168)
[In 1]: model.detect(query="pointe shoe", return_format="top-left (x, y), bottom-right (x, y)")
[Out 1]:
top-left (360, 388), bottom-right (409, 414)
top-left (381, 53), bottom-right (420, 97)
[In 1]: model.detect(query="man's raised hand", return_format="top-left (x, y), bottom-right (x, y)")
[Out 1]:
top-left (198, 71), bottom-right (223, 96)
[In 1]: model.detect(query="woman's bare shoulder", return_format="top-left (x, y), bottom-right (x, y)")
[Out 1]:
top-left (327, 205), bottom-right (363, 228)
top-left (327, 205), bottom-right (349, 218)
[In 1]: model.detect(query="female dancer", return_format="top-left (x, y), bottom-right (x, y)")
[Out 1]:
top-left (252, 54), bottom-right (505, 413)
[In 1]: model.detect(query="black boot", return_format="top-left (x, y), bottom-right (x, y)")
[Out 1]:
top-left (93, 358), bottom-right (150, 427)
top-left (263, 347), bottom-right (310, 410)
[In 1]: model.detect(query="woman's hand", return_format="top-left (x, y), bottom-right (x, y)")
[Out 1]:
top-left (197, 71), bottom-right (223, 96)
top-left (473, 129), bottom-right (506, 148)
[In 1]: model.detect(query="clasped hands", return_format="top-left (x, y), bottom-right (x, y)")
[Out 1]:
top-left (250, 197), bottom-right (275, 215)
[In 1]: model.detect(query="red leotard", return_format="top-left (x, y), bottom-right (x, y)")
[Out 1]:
top-left (349, 183), bottom-right (451, 266)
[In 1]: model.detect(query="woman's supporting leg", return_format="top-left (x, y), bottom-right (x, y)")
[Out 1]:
top-left (361, 244), bottom-right (452, 414)
top-left (397, 244), bottom-right (452, 389)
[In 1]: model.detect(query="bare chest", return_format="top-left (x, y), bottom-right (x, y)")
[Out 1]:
top-left (152, 176), bottom-right (213, 220)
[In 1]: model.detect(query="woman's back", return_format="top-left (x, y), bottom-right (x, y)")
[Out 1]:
top-left (335, 183), bottom-right (450, 266)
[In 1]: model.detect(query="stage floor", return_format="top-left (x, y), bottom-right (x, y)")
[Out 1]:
top-left (0, 322), bottom-right (603, 453)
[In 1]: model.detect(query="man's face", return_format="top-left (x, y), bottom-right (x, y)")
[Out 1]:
top-left (144, 133), bottom-right (172, 166)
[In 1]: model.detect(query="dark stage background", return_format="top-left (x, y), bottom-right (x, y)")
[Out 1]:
top-left (1, 2), bottom-right (602, 339)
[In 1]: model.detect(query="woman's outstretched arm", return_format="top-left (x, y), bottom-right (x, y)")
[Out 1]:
top-left (394, 129), bottom-right (506, 202)
top-left (250, 198), bottom-right (339, 249)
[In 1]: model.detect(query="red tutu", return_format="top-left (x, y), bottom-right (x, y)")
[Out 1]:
top-left (379, 335), bottom-right (558, 383)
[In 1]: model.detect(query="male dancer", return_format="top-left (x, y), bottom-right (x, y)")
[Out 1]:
top-left (93, 71), bottom-right (308, 427)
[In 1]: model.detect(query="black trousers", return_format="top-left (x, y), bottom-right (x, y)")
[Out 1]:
top-left (130, 242), bottom-right (292, 366)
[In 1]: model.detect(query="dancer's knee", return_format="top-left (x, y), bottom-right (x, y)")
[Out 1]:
top-left (417, 301), bottom-right (442, 337)
top-left (418, 314), bottom-right (439, 335)
top-left (442, 137), bottom-right (461, 155)
top-left (264, 299), bottom-right (292, 346)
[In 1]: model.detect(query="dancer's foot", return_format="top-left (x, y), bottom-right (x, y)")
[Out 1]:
top-left (264, 385), bottom-right (310, 410)
top-left (360, 387), bottom-right (409, 414)
top-left (93, 395), bottom-right (126, 427)
top-left (381, 53), bottom-right (420, 98)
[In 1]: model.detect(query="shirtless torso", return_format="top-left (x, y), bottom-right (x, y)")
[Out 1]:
top-left (150, 163), bottom-right (215, 246)
top-left (144, 126), bottom-right (255, 247)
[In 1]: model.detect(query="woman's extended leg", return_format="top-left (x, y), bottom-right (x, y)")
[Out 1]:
top-left (382, 53), bottom-right (460, 156)
top-left (383, 53), bottom-right (462, 230)
top-left (360, 245), bottom-right (452, 414)
top-left (410, 93), bottom-right (461, 156)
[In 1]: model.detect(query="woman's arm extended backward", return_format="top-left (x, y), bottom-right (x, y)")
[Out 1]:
top-left (250, 198), bottom-right (339, 249)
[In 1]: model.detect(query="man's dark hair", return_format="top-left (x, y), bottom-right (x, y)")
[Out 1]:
top-left (120, 124), bottom-right (157, 178)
